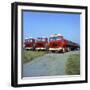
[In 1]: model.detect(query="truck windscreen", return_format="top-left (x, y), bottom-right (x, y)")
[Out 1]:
top-left (37, 38), bottom-right (46, 42)
top-left (49, 37), bottom-right (62, 41)
top-left (25, 39), bottom-right (33, 42)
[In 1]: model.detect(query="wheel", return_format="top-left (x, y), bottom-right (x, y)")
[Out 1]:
top-left (62, 48), bottom-right (65, 53)
top-left (32, 44), bottom-right (36, 50)
top-left (67, 47), bottom-right (71, 52)
top-left (44, 44), bottom-right (49, 51)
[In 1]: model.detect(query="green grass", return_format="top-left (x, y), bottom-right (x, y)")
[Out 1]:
top-left (65, 54), bottom-right (80, 75)
top-left (23, 50), bottom-right (47, 63)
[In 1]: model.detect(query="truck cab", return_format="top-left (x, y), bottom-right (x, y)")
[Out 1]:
top-left (24, 38), bottom-right (35, 50)
top-left (48, 34), bottom-right (65, 52)
top-left (35, 37), bottom-right (48, 50)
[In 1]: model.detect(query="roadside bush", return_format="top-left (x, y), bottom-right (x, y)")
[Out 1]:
top-left (23, 50), bottom-right (46, 63)
top-left (65, 54), bottom-right (80, 75)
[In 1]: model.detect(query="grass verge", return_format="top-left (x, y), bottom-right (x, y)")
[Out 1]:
top-left (23, 50), bottom-right (47, 63)
top-left (65, 54), bottom-right (80, 75)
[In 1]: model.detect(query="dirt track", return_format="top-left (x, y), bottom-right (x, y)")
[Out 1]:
top-left (23, 51), bottom-right (80, 77)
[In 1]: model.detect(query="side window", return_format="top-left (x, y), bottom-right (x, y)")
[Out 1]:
top-left (25, 39), bottom-right (28, 42)
top-left (57, 37), bottom-right (63, 40)
top-left (29, 39), bottom-right (31, 42)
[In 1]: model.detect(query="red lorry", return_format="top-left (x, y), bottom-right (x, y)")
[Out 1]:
top-left (24, 38), bottom-right (35, 50)
top-left (35, 37), bottom-right (48, 50)
top-left (48, 34), bottom-right (79, 52)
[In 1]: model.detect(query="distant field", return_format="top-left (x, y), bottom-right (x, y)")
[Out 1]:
top-left (65, 54), bottom-right (80, 75)
top-left (23, 50), bottom-right (47, 63)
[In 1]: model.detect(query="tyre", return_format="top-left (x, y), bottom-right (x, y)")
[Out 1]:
top-left (32, 44), bottom-right (36, 50)
top-left (44, 44), bottom-right (49, 51)
top-left (67, 47), bottom-right (71, 52)
top-left (62, 48), bottom-right (65, 53)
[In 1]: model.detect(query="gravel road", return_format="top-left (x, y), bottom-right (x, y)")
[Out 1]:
top-left (23, 51), bottom-right (80, 77)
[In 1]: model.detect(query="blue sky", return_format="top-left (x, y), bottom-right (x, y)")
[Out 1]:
top-left (23, 11), bottom-right (80, 44)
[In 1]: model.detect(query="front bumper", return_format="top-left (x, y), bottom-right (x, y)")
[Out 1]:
top-left (36, 47), bottom-right (46, 50)
top-left (25, 47), bottom-right (33, 50)
top-left (49, 47), bottom-right (63, 51)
